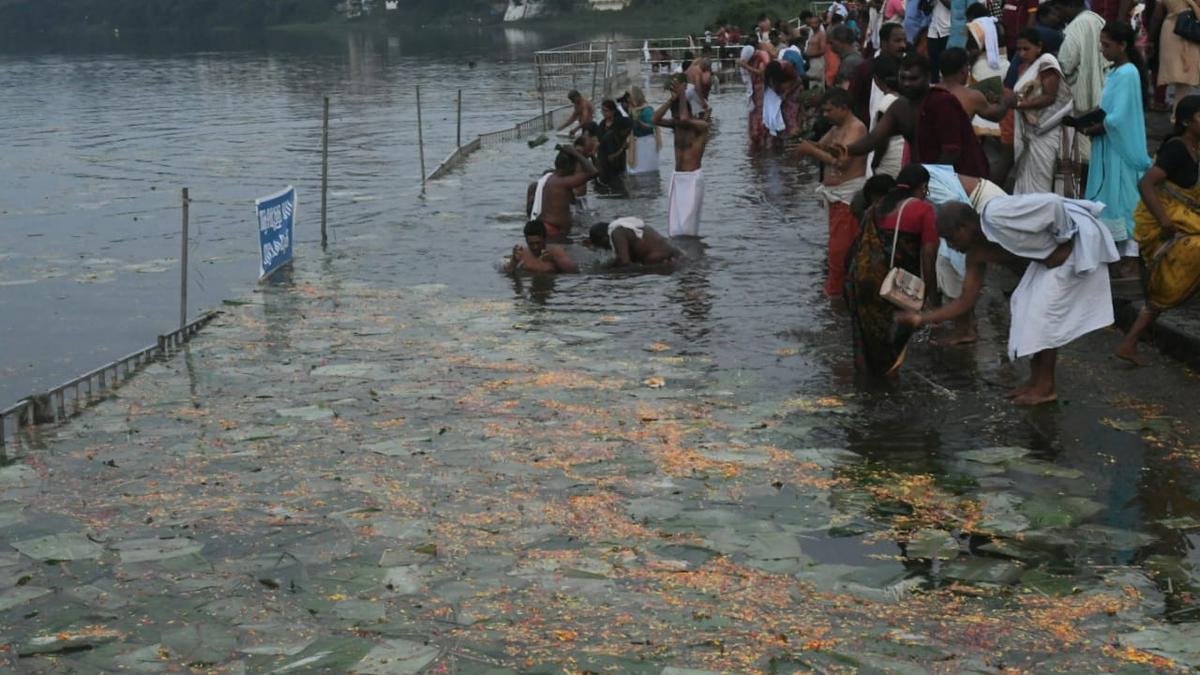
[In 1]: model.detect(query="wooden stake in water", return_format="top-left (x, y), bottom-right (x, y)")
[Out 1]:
top-left (456, 89), bottom-right (463, 148)
top-left (179, 187), bottom-right (189, 330)
top-left (321, 96), bottom-right (329, 249)
top-left (416, 85), bottom-right (427, 192)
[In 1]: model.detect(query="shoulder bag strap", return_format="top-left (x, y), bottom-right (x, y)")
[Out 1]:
top-left (888, 198), bottom-right (911, 269)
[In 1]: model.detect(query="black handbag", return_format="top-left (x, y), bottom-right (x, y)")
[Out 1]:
top-left (1175, 1), bottom-right (1200, 44)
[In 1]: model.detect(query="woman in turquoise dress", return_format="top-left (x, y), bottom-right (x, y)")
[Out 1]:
top-left (1083, 21), bottom-right (1152, 267)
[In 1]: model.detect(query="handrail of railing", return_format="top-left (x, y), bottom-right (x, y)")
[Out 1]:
top-left (0, 311), bottom-right (219, 456)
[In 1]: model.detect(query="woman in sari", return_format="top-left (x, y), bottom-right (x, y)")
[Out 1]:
top-left (626, 86), bottom-right (661, 175)
top-left (845, 164), bottom-right (940, 377)
top-left (1012, 28), bottom-right (1074, 194)
top-left (1115, 96), bottom-right (1200, 365)
top-left (740, 43), bottom-right (774, 148)
top-left (1083, 22), bottom-right (1152, 260)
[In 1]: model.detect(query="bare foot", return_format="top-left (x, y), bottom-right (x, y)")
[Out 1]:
top-left (1114, 345), bottom-right (1151, 367)
top-left (931, 330), bottom-right (978, 347)
top-left (1006, 384), bottom-right (1033, 399)
top-left (1012, 389), bottom-right (1058, 406)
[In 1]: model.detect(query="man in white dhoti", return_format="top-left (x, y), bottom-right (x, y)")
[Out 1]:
top-left (653, 79), bottom-right (711, 238)
top-left (897, 194), bottom-right (1118, 405)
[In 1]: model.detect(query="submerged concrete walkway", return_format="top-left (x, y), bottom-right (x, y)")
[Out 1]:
top-left (2, 248), bottom-right (1199, 674)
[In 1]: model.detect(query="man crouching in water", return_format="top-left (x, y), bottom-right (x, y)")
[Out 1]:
top-left (587, 217), bottom-right (682, 267)
top-left (526, 144), bottom-right (597, 239)
top-left (504, 219), bottom-right (579, 274)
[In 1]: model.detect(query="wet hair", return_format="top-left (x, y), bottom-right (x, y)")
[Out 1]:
top-left (568, 89), bottom-right (581, 101)
top-left (1018, 27), bottom-right (1044, 48)
top-left (873, 53), bottom-right (900, 89)
top-left (821, 87), bottom-right (852, 109)
top-left (900, 52), bottom-right (931, 76)
top-left (524, 219), bottom-right (547, 238)
top-left (966, 2), bottom-right (989, 20)
top-left (589, 222), bottom-right (611, 249)
top-left (939, 47), bottom-right (969, 78)
top-left (829, 25), bottom-right (856, 45)
top-left (936, 202), bottom-right (981, 239)
top-left (769, 29), bottom-right (781, 44)
top-left (1057, 0), bottom-right (1085, 9)
top-left (878, 164), bottom-right (930, 217)
top-left (601, 99), bottom-right (618, 114)
top-left (554, 150), bottom-right (578, 173)
top-left (830, 13), bottom-right (844, 24)
top-left (863, 174), bottom-right (897, 208)
top-left (757, 13), bottom-right (769, 22)
top-left (1165, 94), bottom-right (1200, 148)
top-left (800, 10), bottom-right (815, 20)
top-left (880, 22), bottom-right (905, 43)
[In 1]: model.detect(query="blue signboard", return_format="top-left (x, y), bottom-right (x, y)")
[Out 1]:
top-left (255, 186), bottom-right (296, 279)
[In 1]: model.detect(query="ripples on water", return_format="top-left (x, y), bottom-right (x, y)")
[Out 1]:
top-left (3, 31), bottom-right (1198, 595)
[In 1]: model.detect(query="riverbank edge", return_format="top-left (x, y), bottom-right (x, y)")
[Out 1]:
top-left (1112, 287), bottom-right (1200, 371)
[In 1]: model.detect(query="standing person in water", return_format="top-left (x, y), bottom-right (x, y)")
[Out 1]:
top-left (557, 90), bottom-right (594, 138)
top-left (654, 77), bottom-right (711, 238)
top-left (504, 219), bottom-right (579, 274)
top-left (840, 53), bottom-right (990, 179)
top-left (684, 57), bottom-right (713, 117)
top-left (587, 218), bottom-right (682, 266)
top-left (898, 196), bottom-right (1119, 405)
top-left (793, 88), bottom-right (868, 297)
top-left (526, 145), bottom-right (597, 238)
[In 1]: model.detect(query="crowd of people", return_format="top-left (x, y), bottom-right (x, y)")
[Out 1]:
top-left (506, 0), bottom-right (1200, 407)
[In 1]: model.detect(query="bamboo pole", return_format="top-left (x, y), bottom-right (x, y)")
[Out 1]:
top-left (320, 96), bottom-right (329, 249)
top-left (416, 85), bottom-right (426, 192)
top-left (179, 187), bottom-right (189, 330)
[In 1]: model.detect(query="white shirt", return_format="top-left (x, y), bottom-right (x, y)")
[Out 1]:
top-left (928, 0), bottom-right (952, 38)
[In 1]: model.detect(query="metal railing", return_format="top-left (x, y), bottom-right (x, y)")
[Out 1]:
top-left (0, 311), bottom-right (219, 456)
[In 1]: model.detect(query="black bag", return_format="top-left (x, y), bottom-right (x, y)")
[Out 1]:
top-left (1176, 4), bottom-right (1200, 44)
top-left (1062, 108), bottom-right (1106, 129)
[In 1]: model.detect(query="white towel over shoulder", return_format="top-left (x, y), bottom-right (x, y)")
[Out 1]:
top-left (981, 194), bottom-right (1119, 359)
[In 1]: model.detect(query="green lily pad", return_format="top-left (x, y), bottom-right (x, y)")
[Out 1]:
top-left (115, 537), bottom-right (204, 564)
top-left (942, 557), bottom-right (1024, 585)
top-left (1005, 459), bottom-right (1084, 480)
top-left (905, 529), bottom-right (959, 560)
top-left (1018, 496), bottom-right (1104, 529)
top-left (1119, 624), bottom-right (1200, 667)
top-left (354, 639), bottom-right (440, 674)
top-left (958, 447), bottom-right (1031, 464)
top-left (278, 405), bottom-right (333, 421)
top-left (12, 532), bottom-right (103, 561)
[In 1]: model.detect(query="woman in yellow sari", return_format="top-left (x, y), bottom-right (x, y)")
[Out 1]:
top-left (1115, 95), bottom-right (1200, 365)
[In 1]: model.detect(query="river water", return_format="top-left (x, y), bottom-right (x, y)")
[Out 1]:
top-left (0, 27), bottom-right (582, 408)
top-left (2, 24), bottom-right (1200, 670)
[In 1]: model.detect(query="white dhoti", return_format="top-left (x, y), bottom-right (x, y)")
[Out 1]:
top-left (980, 194), bottom-right (1119, 358)
top-left (529, 173), bottom-right (552, 220)
top-left (668, 169), bottom-right (705, 237)
top-left (763, 88), bottom-right (786, 137)
top-left (628, 135), bottom-right (659, 175)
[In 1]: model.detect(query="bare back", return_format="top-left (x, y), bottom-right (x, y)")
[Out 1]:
top-left (613, 225), bottom-right (680, 265)
top-left (540, 174), bottom-right (578, 229)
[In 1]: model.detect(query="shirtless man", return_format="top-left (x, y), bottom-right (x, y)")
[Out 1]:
top-left (525, 145), bottom-right (597, 239)
top-left (587, 217), bottom-right (681, 267)
top-left (684, 58), bottom-right (714, 117)
top-left (654, 78), bottom-right (711, 237)
top-left (504, 219), bottom-right (579, 274)
top-left (938, 47), bottom-right (1012, 185)
top-left (557, 90), bottom-right (594, 137)
top-left (792, 88), bottom-right (868, 297)
top-left (801, 11), bottom-right (828, 89)
top-left (897, 198), bottom-right (1117, 405)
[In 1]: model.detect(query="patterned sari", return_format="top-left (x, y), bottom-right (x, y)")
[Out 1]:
top-left (845, 203), bottom-right (924, 376)
top-left (1134, 175), bottom-right (1200, 309)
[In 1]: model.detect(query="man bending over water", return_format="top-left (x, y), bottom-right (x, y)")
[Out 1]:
top-left (504, 219), bottom-right (579, 274)
top-left (897, 196), bottom-right (1118, 405)
top-left (654, 78), bottom-right (711, 237)
top-left (557, 90), bottom-right (594, 138)
top-left (526, 145), bottom-right (597, 238)
top-left (588, 218), bottom-right (681, 267)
